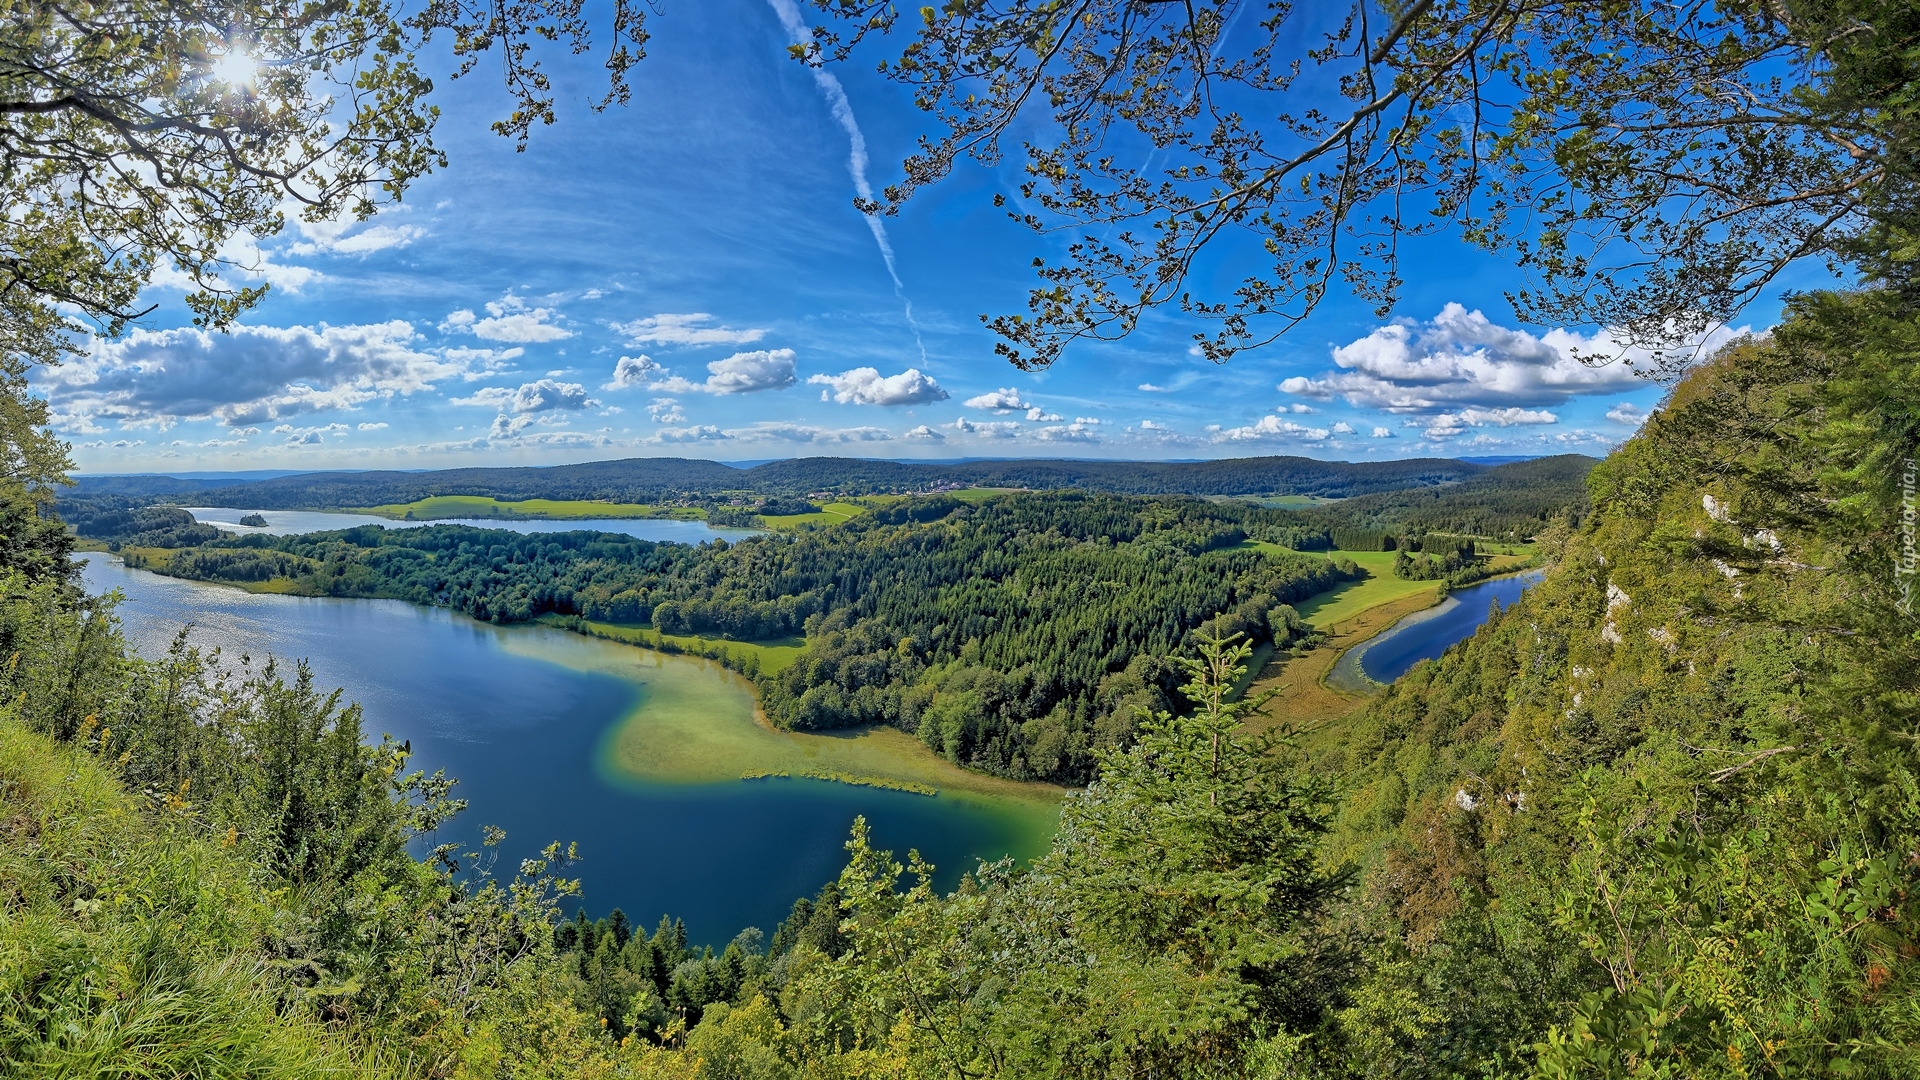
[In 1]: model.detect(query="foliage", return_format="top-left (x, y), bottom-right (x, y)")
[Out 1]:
top-left (803, 0), bottom-right (1920, 368)
top-left (1, 0), bottom-right (646, 349)
top-left (1307, 288), bottom-right (1920, 1077)
top-left (1303, 455), bottom-right (1597, 541)
top-left (776, 634), bottom-right (1350, 1077)
top-left (55, 495), bottom-right (221, 548)
top-left (180, 454), bottom-right (1491, 508)
top-left (126, 493), bottom-right (1362, 784)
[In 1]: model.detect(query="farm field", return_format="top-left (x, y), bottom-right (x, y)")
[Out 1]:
top-left (755, 501), bottom-right (869, 529)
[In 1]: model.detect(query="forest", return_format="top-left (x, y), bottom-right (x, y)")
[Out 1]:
top-left (148, 453), bottom-right (1495, 510)
top-left (6, 0), bottom-right (1916, 1076)
top-left (13, 283), bottom-right (1912, 1080)
top-left (117, 492), bottom-right (1366, 785)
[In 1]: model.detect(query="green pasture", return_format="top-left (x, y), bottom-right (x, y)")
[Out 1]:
top-left (1293, 551), bottom-right (1448, 626)
top-left (537, 614), bottom-right (807, 674)
top-left (357, 495), bottom-right (696, 521)
top-left (756, 501), bottom-right (868, 529)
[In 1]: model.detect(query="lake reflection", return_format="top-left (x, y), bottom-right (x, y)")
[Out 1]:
top-left (79, 554), bottom-right (1056, 945)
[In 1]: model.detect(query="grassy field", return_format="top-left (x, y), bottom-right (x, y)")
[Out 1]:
top-left (541, 614), bottom-right (807, 674)
top-left (356, 495), bottom-right (700, 521)
top-left (1293, 550), bottom-right (1448, 625)
top-left (755, 501), bottom-right (868, 529)
top-left (1225, 543), bottom-right (1537, 627)
top-left (1256, 494), bottom-right (1338, 509)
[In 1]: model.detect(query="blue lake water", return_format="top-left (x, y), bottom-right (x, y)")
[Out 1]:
top-left (78, 554), bottom-right (1051, 946)
top-left (180, 507), bottom-right (760, 543)
top-left (1357, 571), bottom-right (1543, 683)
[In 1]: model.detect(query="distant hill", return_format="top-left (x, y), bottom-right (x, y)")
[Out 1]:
top-left (181, 455), bottom-right (1490, 508)
top-left (182, 458), bottom-right (749, 509)
top-left (1296, 454), bottom-right (1599, 539)
top-left (70, 474), bottom-right (259, 497)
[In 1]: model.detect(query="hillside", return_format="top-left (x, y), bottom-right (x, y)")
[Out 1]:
top-left (170, 454), bottom-right (1493, 509)
top-left (1295, 290), bottom-right (1920, 1075)
top-left (8, 289), bottom-right (1917, 1077)
top-left (1296, 453), bottom-right (1599, 540)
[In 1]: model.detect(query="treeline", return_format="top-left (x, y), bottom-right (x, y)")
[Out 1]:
top-left (152, 453), bottom-right (1491, 508)
top-left (1296, 454), bottom-right (1597, 540)
top-left (1288, 291), bottom-right (1920, 1075)
top-left (138, 493), bottom-right (1359, 785)
top-left (55, 495), bottom-right (223, 549)
top-left (10, 290), bottom-right (1919, 1077)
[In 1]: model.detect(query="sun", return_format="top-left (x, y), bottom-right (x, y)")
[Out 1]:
top-left (207, 46), bottom-right (258, 91)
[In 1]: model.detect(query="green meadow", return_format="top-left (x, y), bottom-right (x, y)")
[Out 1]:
top-left (754, 500), bottom-right (869, 529)
top-left (1219, 542), bottom-right (1537, 628)
top-left (541, 614), bottom-right (807, 675)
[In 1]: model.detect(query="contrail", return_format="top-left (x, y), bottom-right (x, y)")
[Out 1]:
top-left (766, 0), bottom-right (927, 363)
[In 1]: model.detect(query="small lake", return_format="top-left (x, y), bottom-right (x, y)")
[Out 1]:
top-left (1349, 571), bottom-right (1543, 684)
top-left (79, 554), bottom-right (1060, 946)
top-left (180, 507), bottom-right (760, 544)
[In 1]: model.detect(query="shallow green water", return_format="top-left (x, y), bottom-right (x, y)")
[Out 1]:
top-left (80, 554), bottom-right (1062, 944)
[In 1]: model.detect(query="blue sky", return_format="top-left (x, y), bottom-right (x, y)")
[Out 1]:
top-left (47, 0), bottom-right (1813, 473)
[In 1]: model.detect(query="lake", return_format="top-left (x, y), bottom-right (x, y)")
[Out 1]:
top-left (78, 554), bottom-right (1060, 946)
top-left (180, 507), bottom-right (761, 544)
top-left (1349, 571), bottom-right (1544, 685)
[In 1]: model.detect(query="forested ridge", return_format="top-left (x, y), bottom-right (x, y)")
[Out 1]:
top-left (6, 0), bottom-right (1917, 1073)
top-left (158, 453), bottom-right (1491, 509)
top-left (1295, 455), bottom-right (1598, 541)
top-left (12, 289), bottom-right (1914, 1078)
top-left (131, 493), bottom-right (1364, 785)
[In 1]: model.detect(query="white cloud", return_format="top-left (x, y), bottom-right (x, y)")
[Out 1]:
top-left (1034, 422), bottom-right (1100, 443)
top-left (1139, 419), bottom-right (1168, 430)
top-left (1370, 426), bottom-right (1395, 438)
top-left (1138, 383), bottom-right (1169, 392)
top-left (653, 349), bottom-right (797, 395)
top-left (1286, 403), bottom-right (1315, 413)
top-left (964, 388), bottom-right (1031, 413)
top-left (288, 221), bottom-right (425, 257)
top-left (442, 293), bottom-right (572, 343)
top-left (1279, 304), bottom-right (1748, 412)
top-left (1420, 407), bottom-right (1558, 440)
top-left (650, 425), bottom-right (730, 444)
top-left (605, 354), bottom-right (663, 390)
top-left (1606, 402), bottom-right (1652, 427)
top-left (951, 417), bottom-right (1022, 439)
top-left (455, 379), bottom-right (598, 414)
top-left (724, 422), bottom-right (894, 444)
top-left (1331, 421), bottom-right (1355, 434)
top-left (1209, 415), bottom-right (1332, 442)
top-left (1460, 407), bottom-right (1558, 425)
top-left (613, 313), bottom-right (767, 347)
top-left (647, 398), bottom-right (686, 424)
top-left (41, 321), bottom-right (467, 430)
top-left (1026, 406), bottom-right (1063, 422)
top-left (903, 425), bottom-right (945, 441)
top-left (809, 366), bottom-right (949, 406)
top-left (358, 422), bottom-right (388, 431)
